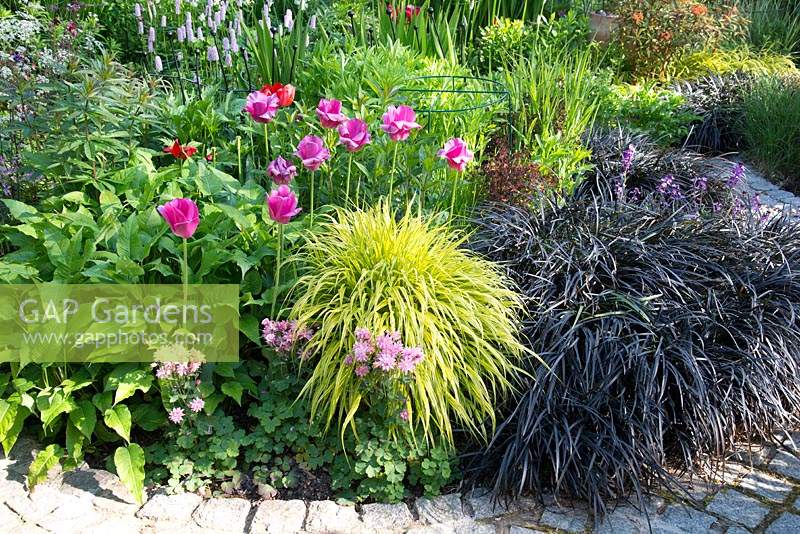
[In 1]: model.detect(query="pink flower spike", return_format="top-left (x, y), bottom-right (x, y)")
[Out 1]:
top-left (316, 98), bottom-right (347, 128)
top-left (267, 185), bottom-right (302, 224)
top-left (337, 118), bottom-right (371, 152)
top-left (168, 407), bottom-right (185, 424)
top-left (244, 90), bottom-right (279, 123)
top-left (381, 105), bottom-right (421, 141)
top-left (158, 198), bottom-right (200, 239)
top-left (268, 156), bottom-right (298, 185)
top-left (189, 397), bottom-right (205, 413)
top-left (295, 135), bottom-right (331, 171)
top-left (438, 137), bottom-right (474, 172)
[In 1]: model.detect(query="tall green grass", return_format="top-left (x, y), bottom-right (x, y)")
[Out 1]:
top-left (741, 0), bottom-right (800, 57)
top-left (740, 75), bottom-right (800, 190)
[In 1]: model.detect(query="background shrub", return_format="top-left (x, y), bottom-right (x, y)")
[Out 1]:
top-left (289, 202), bottom-right (527, 447)
top-left (466, 196), bottom-right (800, 516)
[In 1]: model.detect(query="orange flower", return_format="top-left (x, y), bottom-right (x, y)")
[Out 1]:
top-left (659, 31), bottom-right (673, 41)
top-left (632, 11), bottom-right (644, 24)
top-left (690, 4), bottom-right (708, 16)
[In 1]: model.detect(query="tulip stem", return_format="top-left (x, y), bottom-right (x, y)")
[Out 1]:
top-left (449, 169), bottom-right (458, 220)
top-left (345, 153), bottom-right (353, 206)
top-left (388, 142), bottom-right (399, 205)
top-left (264, 123), bottom-right (270, 164)
top-left (271, 224), bottom-right (283, 317)
top-left (309, 172), bottom-right (315, 226)
top-left (182, 238), bottom-right (189, 302)
top-left (236, 136), bottom-right (242, 180)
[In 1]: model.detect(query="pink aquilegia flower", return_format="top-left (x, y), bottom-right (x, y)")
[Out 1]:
top-left (295, 135), bottom-right (331, 171)
top-left (267, 185), bottom-right (302, 224)
top-left (316, 98), bottom-right (347, 128)
top-left (355, 365), bottom-right (370, 377)
top-left (188, 398), bottom-right (205, 413)
top-left (268, 156), bottom-right (298, 185)
top-left (337, 118), bottom-right (371, 152)
top-left (168, 407), bottom-right (185, 424)
top-left (244, 90), bottom-right (279, 123)
top-left (381, 105), bottom-right (421, 141)
top-left (158, 198), bottom-right (200, 239)
top-left (437, 137), bottom-right (474, 172)
top-left (399, 409), bottom-right (409, 421)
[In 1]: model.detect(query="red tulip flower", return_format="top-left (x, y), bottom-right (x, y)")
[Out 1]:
top-left (163, 140), bottom-right (198, 160)
top-left (405, 5), bottom-right (421, 21)
top-left (260, 82), bottom-right (296, 108)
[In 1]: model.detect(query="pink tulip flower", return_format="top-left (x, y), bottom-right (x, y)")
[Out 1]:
top-left (268, 156), bottom-right (298, 185)
top-left (316, 98), bottom-right (347, 128)
top-left (438, 137), bottom-right (474, 172)
top-left (158, 198), bottom-right (200, 239)
top-left (244, 90), bottom-right (279, 123)
top-left (381, 105), bottom-right (421, 141)
top-left (295, 135), bottom-right (331, 171)
top-left (267, 185), bottom-right (302, 224)
top-left (337, 118), bottom-right (371, 152)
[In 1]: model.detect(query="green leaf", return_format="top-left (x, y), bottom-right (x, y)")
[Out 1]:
top-left (0, 398), bottom-right (19, 444)
top-left (68, 400), bottom-right (97, 440)
top-left (104, 405), bottom-right (132, 442)
top-left (131, 403), bottom-right (166, 432)
top-left (1, 408), bottom-right (28, 457)
top-left (2, 199), bottom-right (39, 221)
top-left (111, 369), bottom-right (153, 405)
top-left (27, 444), bottom-right (63, 489)
top-left (114, 444), bottom-right (145, 504)
top-left (240, 314), bottom-right (261, 344)
top-left (36, 390), bottom-right (75, 428)
top-left (221, 382), bottom-right (243, 405)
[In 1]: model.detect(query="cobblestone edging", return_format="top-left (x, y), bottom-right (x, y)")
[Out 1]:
top-left (1, 432), bottom-right (799, 534)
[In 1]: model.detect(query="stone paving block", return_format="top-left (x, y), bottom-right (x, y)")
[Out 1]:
top-left (60, 467), bottom-right (141, 515)
top-left (538, 506), bottom-right (589, 533)
top-left (359, 502), bottom-right (413, 532)
top-left (305, 500), bottom-right (363, 533)
top-left (509, 527), bottom-right (546, 534)
top-left (35, 493), bottom-right (103, 534)
top-left (594, 506), bottom-right (647, 534)
top-left (84, 516), bottom-right (145, 534)
top-left (738, 469), bottom-right (794, 502)
top-left (136, 491), bottom-right (203, 522)
top-left (0, 502), bottom-right (22, 530)
top-left (405, 520), bottom-right (494, 534)
top-left (463, 488), bottom-right (516, 520)
top-left (727, 528), bottom-right (749, 534)
top-left (794, 496), bottom-right (800, 510)
top-left (4, 481), bottom-right (68, 521)
top-left (415, 493), bottom-right (467, 525)
top-left (707, 489), bottom-right (769, 529)
top-left (650, 505), bottom-right (717, 533)
top-left (730, 444), bottom-right (776, 468)
top-left (770, 450), bottom-right (800, 481)
top-left (765, 513), bottom-right (800, 534)
top-left (192, 497), bottom-right (251, 532)
top-left (250, 499), bottom-right (307, 534)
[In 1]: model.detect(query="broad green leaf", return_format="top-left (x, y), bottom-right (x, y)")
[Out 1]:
top-left (0, 399), bottom-right (18, 442)
top-left (27, 444), bottom-right (63, 489)
top-left (131, 403), bottom-right (166, 432)
top-left (66, 420), bottom-right (85, 464)
top-left (239, 314), bottom-right (261, 344)
top-left (2, 199), bottom-right (38, 221)
top-left (68, 400), bottom-right (97, 440)
top-left (114, 444), bottom-right (145, 504)
top-left (220, 382), bottom-right (243, 405)
top-left (36, 390), bottom-right (75, 428)
top-left (111, 369), bottom-right (153, 405)
top-left (104, 405), bottom-right (132, 442)
top-left (1, 408), bottom-right (28, 456)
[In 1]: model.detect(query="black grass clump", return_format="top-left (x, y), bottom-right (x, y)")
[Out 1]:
top-left (670, 72), bottom-right (756, 152)
top-left (582, 127), bottom-right (735, 208)
top-left (466, 194), bottom-right (800, 518)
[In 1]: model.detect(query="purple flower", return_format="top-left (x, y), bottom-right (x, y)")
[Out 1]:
top-left (355, 328), bottom-right (372, 342)
top-left (622, 144), bottom-right (635, 174)
top-left (693, 176), bottom-right (708, 192)
top-left (168, 407), bottom-right (185, 424)
top-left (317, 99), bottom-right (347, 128)
top-left (657, 175), bottom-right (683, 201)
top-left (727, 163), bottom-right (745, 188)
top-left (397, 347), bottom-right (424, 373)
top-left (207, 45), bottom-right (219, 62)
top-left (399, 409), bottom-right (409, 421)
top-left (295, 135), bottom-right (331, 171)
top-left (352, 340), bottom-right (373, 362)
top-left (268, 156), bottom-right (298, 185)
top-left (355, 365), bottom-right (369, 377)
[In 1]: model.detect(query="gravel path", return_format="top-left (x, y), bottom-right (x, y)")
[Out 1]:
top-left (1, 432), bottom-right (799, 533)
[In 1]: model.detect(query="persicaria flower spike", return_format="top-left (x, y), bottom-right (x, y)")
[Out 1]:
top-left (295, 135), bottom-right (331, 171)
top-left (316, 98), bottom-right (347, 128)
top-left (381, 105), bottom-right (421, 141)
top-left (437, 137), bottom-right (474, 172)
top-left (158, 198), bottom-right (200, 239)
top-left (267, 185), bottom-right (302, 224)
top-left (338, 118), bottom-right (371, 152)
top-left (267, 156), bottom-right (298, 185)
top-left (244, 90), bottom-right (279, 123)
top-left (163, 139), bottom-right (197, 160)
